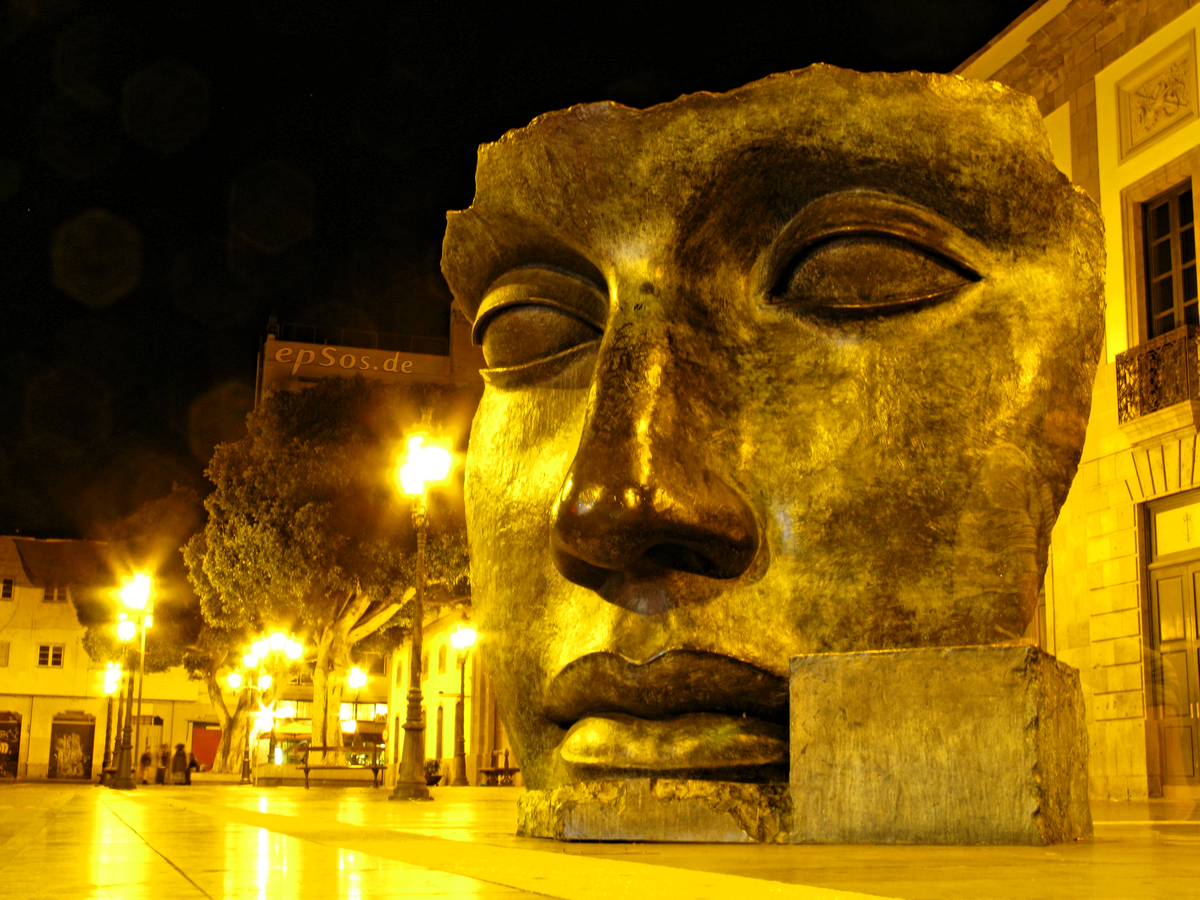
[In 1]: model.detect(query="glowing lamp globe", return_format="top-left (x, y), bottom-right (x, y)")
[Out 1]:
top-left (119, 573), bottom-right (151, 610)
top-left (340, 718), bottom-right (357, 734)
top-left (348, 666), bottom-right (367, 689)
top-left (257, 674), bottom-right (272, 691)
top-left (451, 627), bottom-right (477, 650)
top-left (117, 619), bottom-right (136, 642)
top-left (285, 640), bottom-right (303, 660)
top-left (268, 632), bottom-right (287, 651)
top-left (396, 435), bottom-right (454, 496)
top-left (243, 653), bottom-right (258, 669)
top-left (103, 664), bottom-right (122, 694)
top-left (227, 672), bottom-right (242, 690)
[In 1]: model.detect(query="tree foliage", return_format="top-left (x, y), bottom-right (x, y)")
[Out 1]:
top-left (186, 376), bottom-right (475, 757)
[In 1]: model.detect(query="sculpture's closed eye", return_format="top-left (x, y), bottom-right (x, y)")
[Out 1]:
top-left (480, 303), bottom-right (600, 369)
top-left (473, 267), bottom-right (607, 387)
top-left (761, 190), bottom-right (985, 319)
top-left (774, 233), bottom-right (980, 317)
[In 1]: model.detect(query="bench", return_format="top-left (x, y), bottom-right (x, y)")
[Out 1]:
top-left (478, 766), bottom-right (519, 786)
top-left (479, 749), bottom-right (519, 786)
top-left (299, 745), bottom-right (386, 789)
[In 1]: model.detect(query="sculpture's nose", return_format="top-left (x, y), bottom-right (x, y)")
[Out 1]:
top-left (550, 320), bottom-right (760, 605)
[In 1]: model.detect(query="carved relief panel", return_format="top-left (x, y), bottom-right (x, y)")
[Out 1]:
top-left (1119, 33), bottom-right (1198, 161)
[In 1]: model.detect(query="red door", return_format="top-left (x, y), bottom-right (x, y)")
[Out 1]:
top-left (191, 725), bottom-right (222, 769)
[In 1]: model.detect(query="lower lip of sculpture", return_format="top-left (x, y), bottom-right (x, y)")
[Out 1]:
top-left (558, 712), bottom-right (787, 774)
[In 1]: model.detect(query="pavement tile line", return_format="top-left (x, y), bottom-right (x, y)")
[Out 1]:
top-left (101, 796), bottom-right (217, 900)
top-left (131, 793), bottom-right (900, 900)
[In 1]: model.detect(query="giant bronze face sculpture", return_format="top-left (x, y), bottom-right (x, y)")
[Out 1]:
top-left (442, 66), bottom-right (1104, 790)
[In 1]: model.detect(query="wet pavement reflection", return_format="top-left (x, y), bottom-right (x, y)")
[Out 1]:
top-left (0, 783), bottom-right (1196, 899)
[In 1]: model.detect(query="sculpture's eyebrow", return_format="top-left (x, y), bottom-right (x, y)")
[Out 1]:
top-left (673, 140), bottom-right (1034, 278)
top-left (443, 210), bottom-right (607, 322)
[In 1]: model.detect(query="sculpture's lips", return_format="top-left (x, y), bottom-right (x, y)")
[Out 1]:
top-left (543, 649), bottom-right (788, 727)
top-left (559, 712), bottom-right (788, 772)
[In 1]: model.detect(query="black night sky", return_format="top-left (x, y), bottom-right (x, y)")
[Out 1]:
top-left (0, 0), bottom-right (1032, 538)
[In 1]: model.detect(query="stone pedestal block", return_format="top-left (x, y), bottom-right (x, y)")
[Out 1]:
top-left (517, 779), bottom-right (791, 842)
top-left (790, 645), bottom-right (1092, 844)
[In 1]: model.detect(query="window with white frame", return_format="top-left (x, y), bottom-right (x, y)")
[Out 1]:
top-left (1, 579), bottom-right (12, 599)
top-left (42, 585), bottom-right (66, 603)
top-left (37, 644), bottom-right (64, 667)
top-left (1144, 182), bottom-right (1197, 338)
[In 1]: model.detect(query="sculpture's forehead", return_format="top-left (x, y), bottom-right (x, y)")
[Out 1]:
top-left (443, 65), bottom-right (1066, 314)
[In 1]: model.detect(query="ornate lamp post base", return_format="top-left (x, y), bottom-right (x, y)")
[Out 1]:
top-left (391, 709), bottom-right (431, 801)
top-left (111, 745), bottom-right (136, 790)
top-left (451, 701), bottom-right (469, 786)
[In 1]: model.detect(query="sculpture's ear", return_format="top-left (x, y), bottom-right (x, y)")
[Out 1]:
top-left (951, 443), bottom-right (1050, 645)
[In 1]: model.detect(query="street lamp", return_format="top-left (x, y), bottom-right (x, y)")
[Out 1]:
top-left (227, 631), bottom-right (304, 784)
top-left (111, 574), bottom-right (152, 791)
top-left (340, 665), bottom-right (369, 737)
top-left (100, 662), bottom-right (121, 778)
top-left (391, 431), bottom-right (454, 802)
top-left (450, 621), bottom-right (476, 786)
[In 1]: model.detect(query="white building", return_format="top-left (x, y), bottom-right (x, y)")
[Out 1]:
top-left (0, 536), bottom-right (209, 779)
top-left (388, 608), bottom-right (516, 787)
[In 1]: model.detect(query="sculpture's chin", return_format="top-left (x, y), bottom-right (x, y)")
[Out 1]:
top-left (556, 712), bottom-right (789, 783)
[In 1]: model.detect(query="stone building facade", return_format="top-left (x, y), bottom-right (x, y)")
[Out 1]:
top-left (962, 0), bottom-right (1200, 799)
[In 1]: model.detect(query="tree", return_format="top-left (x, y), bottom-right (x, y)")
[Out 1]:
top-left (186, 376), bottom-right (473, 761)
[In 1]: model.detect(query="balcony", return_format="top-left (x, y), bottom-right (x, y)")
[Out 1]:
top-left (1116, 324), bottom-right (1200, 442)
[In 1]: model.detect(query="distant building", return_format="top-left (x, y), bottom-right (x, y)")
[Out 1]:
top-left (252, 308), bottom-right (506, 784)
top-left (0, 536), bottom-right (206, 779)
top-left (388, 609), bottom-right (519, 787)
top-left (255, 302), bottom-right (484, 404)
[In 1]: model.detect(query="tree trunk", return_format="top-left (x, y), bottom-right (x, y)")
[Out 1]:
top-left (311, 625), bottom-right (349, 764)
top-left (213, 699), bottom-right (252, 774)
top-left (305, 589), bottom-right (401, 765)
top-left (203, 669), bottom-right (252, 775)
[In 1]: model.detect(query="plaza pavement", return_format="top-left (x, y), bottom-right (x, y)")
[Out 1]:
top-left (0, 781), bottom-right (1196, 899)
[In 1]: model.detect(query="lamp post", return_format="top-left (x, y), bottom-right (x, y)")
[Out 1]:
top-left (343, 665), bottom-right (368, 737)
top-left (111, 574), bottom-right (151, 790)
top-left (391, 431), bottom-right (454, 802)
top-left (228, 632), bottom-right (303, 784)
top-left (129, 575), bottom-right (153, 778)
top-left (450, 622), bottom-right (476, 786)
top-left (100, 662), bottom-right (121, 778)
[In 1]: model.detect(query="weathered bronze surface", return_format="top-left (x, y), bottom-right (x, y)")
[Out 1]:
top-left (518, 779), bottom-right (792, 843)
top-left (442, 65), bottom-right (1105, 791)
top-left (790, 646), bottom-right (1092, 844)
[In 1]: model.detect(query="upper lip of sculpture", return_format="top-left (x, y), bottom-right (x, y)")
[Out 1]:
top-left (542, 649), bottom-right (788, 728)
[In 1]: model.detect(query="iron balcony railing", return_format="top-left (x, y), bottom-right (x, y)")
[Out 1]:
top-left (1116, 324), bottom-right (1200, 423)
